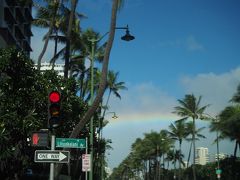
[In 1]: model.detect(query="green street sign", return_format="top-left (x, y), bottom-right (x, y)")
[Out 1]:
top-left (56, 138), bottom-right (86, 149)
top-left (216, 169), bottom-right (222, 175)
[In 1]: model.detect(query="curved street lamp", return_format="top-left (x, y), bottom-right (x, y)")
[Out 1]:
top-left (205, 113), bottom-right (221, 180)
top-left (88, 25), bottom-right (134, 180)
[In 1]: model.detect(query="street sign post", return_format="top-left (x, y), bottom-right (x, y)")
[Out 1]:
top-left (34, 150), bottom-right (70, 163)
top-left (82, 154), bottom-right (91, 172)
top-left (56, 138), bottom-right (86, 148)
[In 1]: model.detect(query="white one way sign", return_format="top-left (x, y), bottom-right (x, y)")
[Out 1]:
top-left (34, 150), bottom-right (70, 163)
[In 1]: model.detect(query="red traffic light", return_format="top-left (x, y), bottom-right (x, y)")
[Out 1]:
top-left (49, 91), bottom-right (60, 103)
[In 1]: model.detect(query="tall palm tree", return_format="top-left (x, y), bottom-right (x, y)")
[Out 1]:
top-left (49, 8), bottom-right (86, 69)
top-left (212, 105), bottom-right (240, 157)
top-left (185, 122), bottom-right (206, 168)
top-left (33, 0), bottom-right (62, 70)
top-left (173, 94), bottom-right (209, 180)
top-left (101, 70), bottom-right (127, 125)
top-left (64, 0), bottom-right (78, 78)
top-left (70, 0), bottom-right (124, 137)
top-left (167, 119), bottom-right (188, 180)
top-left (231, 84), bottom-right (240, 103)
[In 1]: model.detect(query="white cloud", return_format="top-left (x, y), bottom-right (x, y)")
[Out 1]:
top-left (108, 82), bottom-right (178, 121)
top-left (108, 67), bottom-right (240, 122)
top-left (180, 67), bottom-right (240, 114)
top-left (105, 68), bottom-right (239, 169)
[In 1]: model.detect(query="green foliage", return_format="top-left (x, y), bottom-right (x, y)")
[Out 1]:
top-left (0, 48), bottom-right (41, 178)
top-left (0, 47), bottom-right (86, 178)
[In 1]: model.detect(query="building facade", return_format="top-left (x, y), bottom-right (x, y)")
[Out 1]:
top-left (0, 0), bottom-right (33, 56)
top-left (195, 147), bottom-right (209, 165)
top-left (35, 62), bottom-right (65, 76)
top-left (215, 153), bottom-right (227, 161)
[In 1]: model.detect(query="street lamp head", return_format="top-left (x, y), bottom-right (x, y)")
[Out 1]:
top-left (112, 112), bottom-right (118, 119)
top-left (121, 29), bottom-right (135, 41)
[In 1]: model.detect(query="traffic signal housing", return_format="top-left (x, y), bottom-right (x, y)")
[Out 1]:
top-left (48, 91), bottom-right (61, 129)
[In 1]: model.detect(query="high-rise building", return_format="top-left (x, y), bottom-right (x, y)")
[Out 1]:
top-left (215, 153), bottom-right (227, 161)
top-left (0, 0), bottom-right (33, 56)
top-left (195, 147), bottom-right (209, 165)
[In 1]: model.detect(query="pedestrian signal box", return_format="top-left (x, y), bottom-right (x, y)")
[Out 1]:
top-left (31, 131), bottom-right (49, 147)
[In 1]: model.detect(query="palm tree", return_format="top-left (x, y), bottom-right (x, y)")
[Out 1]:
top-left (209, 84), bottom-right (240, 158)
top-left (100, 70), bottom-right (127, 129)
top-left (64, 0), bottom-right (78, 78)
top-left (185, 122), bottom-right (206, 168)
top-left (173, 94), bottom-right (209, 180)
top-left (33, 0), bottom-right (62, 70)
top-left (231, 84), bottom-right (240, 103)
top-left (70, 0), bottom-right (124, 137)
top-left (49, 8), bottom-right (86, 69)
top-left (167, 119), bottom-right (188, 180)
top-left (104, 71), bottom-right (127, 109)
top-left (212, 105), bottom-right (240, 157)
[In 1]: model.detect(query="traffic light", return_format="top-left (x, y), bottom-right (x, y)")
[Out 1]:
top-left (48, 91), bottom-right (61, 129)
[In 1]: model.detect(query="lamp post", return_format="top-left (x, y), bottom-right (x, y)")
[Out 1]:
top-left (205, 114), bottom-right (221, 179)
top-left (100, 112), bottom-right (118, 180)
top-left (215, 117), bottom-right (221, 180)
top-left (88, 25), bottom-right (134, 180)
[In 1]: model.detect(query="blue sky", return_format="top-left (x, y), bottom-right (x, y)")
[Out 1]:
top-left (31, 0), bottom-right (240, 169)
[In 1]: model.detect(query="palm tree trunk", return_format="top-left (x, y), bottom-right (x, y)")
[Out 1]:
top-left (174, 158), bottom-right (176, 180)
top-left (70, 0), bottom-right (118, 137)
top-left (51, 29), bottom-right (58, 69)
top-left (192, 118), bottom-right (197, 180)
top-left (37, 27), bottom-right (53, 70)
top-left (178, 140), bottom-right (182, 180)
top-left (234, 140), bottom-right (238, 158)
top-left (64, 0), bottom-right (78, 78)
top-left (37, 0), bottom-right (60, 70)
top-left (187, 141), bottom-right (192, 168)
top-left (239, 141), bottom-right (240, 157)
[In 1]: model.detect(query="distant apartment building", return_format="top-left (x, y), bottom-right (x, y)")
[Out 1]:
top-left (0, 0), bottom-right (33, 56)
top-left (215, 153), bottom-right (227, 161)
top-left (35, 62), bottom-right (65, 76)
top-left (182, 161), bottom-right (188, 169)
top-left (195, 147), bottom-right (209, 165)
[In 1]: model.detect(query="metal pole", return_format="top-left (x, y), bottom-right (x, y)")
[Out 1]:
top-left (217, 128), bottom-right (220, 179)
top-left (85, 137), bottom-right (88, 180)
top-left (49, 134), bottom-right (55, 180)
top-left (89, 40), bottom-right (95, 180)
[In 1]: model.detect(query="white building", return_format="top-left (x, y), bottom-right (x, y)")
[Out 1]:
top-left (34, 62), bottom-right (65, 76)
top-left (195, 147), bottom-right (209, 165)
top-left (182, 161), bottom-right (188, 169)
top-left (215, 153), bottom-right (227, 161)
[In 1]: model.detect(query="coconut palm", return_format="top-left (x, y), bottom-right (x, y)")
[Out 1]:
top-left (70, 0), bottom-right (125, 137)
top-left (33, 0), bottom-right (62, 70)
top-left (100, 71), bottom-right (127, 128)
top-left (167, 119), bottom-right (188, 180)
top-left (231, 84), bottom-right (240, 103)
top-left (212, 105), bottom-right (240, 157)
top-left (173, 94), bottom-right (209, 180)
top-left (63, 0), bottom-right (78, 78)
top-left (49, 8), bottom-right (86, 69)
top-left (185, 122), bottom-right (206, 168)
